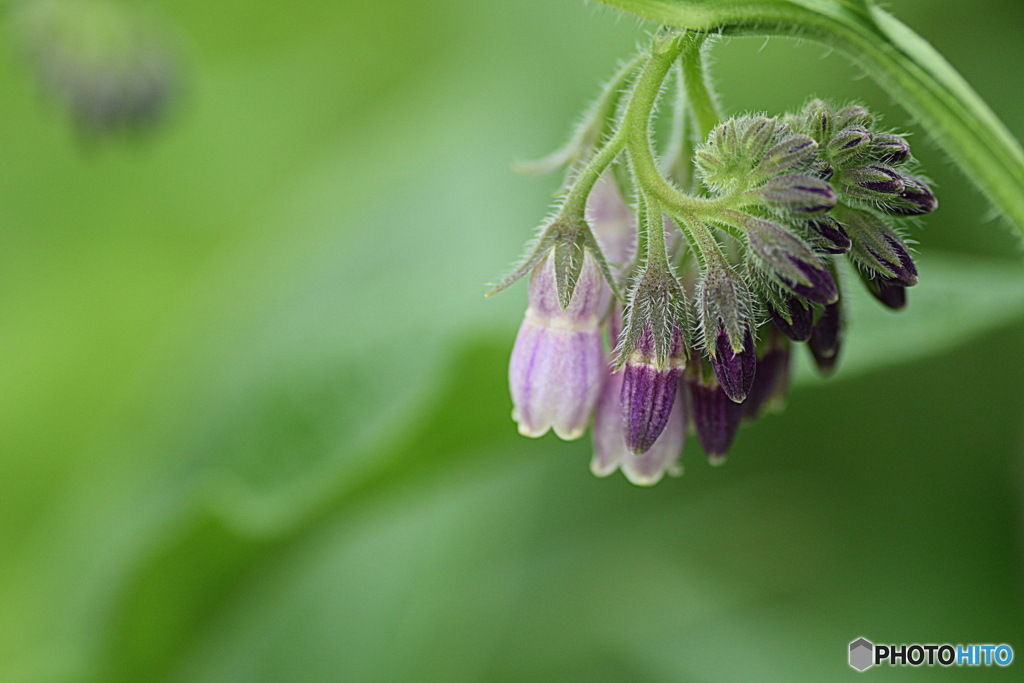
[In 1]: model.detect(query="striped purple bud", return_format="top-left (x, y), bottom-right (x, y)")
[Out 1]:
top-left (808, 301), bottom-right (842, 375)
top-left (742, 215), bottom-right (839, 304)
top-left (872, 133), bottom-right (911, 164)
top-left (591, 367), bottom-right (685, 485)
top-left (834, 104), bottom-right (875, 129)
top-left (509, 251), bottom-right (607, 439)
top-left (687, 372), bottom-right (743, 464)
top-left (828, 125), bottom-right (873, 167)
top-left (710, 328), bottom-right (756, 403)
top-left (767, 297), bottom-right (814, 342)
top-left (755, 134), bottom-right (818, 178)
top-left (884, 174), bottom-right (938, 216)
top-left (841, 208), bottom-right (919, 286)
top-left (840, 164), bottom-right (905, 200)
top-left (620, 325), bottom-right (686, 454)
top-left (806, 216), bottom-right (852, 254)
top-left (760, 174), bottom-right (837, 215)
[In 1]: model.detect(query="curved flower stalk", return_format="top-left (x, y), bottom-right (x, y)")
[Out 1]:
top-left (491, 17), bottom-right (957, 484)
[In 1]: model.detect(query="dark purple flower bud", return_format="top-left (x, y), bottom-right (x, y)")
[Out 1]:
top-left (828, 125), bottom-right (873, 167)
top-left (806, 216), bottom-right (852, 254)
top-left (867, 234), bottom-right (918, 287)
top-left (840, 164), bottom-right (905, 200)
top-left (741, 215), bottom-right (839, 305)
top-left (840, 207), bottom-right (919, 286)
top-left (834, 104), bottom-right (875, 129)
top-left (742, 335), bottom-right (791, 420)
top-left (687, 374), bottom-right (743, 464)
top-left (591, 367), bottom-right (684, 485)
top-left (767, 297), bottom-right (813, 342)
top-left (872, 133), bottom-right (912, 164)
top-left (509, 251), bottom-right (608, 439)
top-left (710, 328), bottom-right (756, 403)
top-left (620, 325), bottom-right (686, 454)
top-left (857, 269), bottom-right (907, 309)
top-left (760, 174), bottom-right (837, 215)
top-left (884, 174), bottom-right (938, 216)
top-left (808, 301), bottom-right (842, 375)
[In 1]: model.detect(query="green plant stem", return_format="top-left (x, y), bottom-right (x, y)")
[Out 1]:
top-left (593, 0), bottom-right (1024, 245)
top-left (679, 32), bottom-right (721, 140)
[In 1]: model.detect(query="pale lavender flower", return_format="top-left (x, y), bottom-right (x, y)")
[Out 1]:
top-left (509, 250), bottom-right (608, 440)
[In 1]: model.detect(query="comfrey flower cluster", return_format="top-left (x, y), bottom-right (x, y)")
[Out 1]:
top-left (490, 30), bottom-right (936, 485)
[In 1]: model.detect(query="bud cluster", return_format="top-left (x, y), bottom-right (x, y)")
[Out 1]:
top-left (492, 34), bottom-right (937, 485)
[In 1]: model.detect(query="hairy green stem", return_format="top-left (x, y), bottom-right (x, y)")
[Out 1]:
top-left (593, 0), bottom-right (1024, 245)
top-left (679, 32), bottom-right (721, 140)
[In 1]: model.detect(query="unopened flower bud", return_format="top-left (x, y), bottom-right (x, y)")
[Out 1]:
top-left (687, 369), bottom-right (743, 464)
top-left (742, 332), bottom-right (791, 420)
top-left (840, 163), bottom-right (905, 200)
top-left (755, 134), bottom-right (818, 178)
top-left (591, 367), bottom-right (684, 485)
top-left (840, 208), bottom-right (918, 285)
top-left (509, 251), bottom-right (606, 439)
top-left (883, 174), bottom-right (938, 216)
top-left (808, 301), bottom-right (843, 375)
top-left (828, 125), bottom-right (873, 167)
top-left (802, 99), bottom-right (833, 142)
top-left (871, 133), bottom-right (912, 164)
top-left (710, 328), bottom-right (756, 403)
top-left (860, 272), bottom-right (907, 310)
top-left (806, 216), bottom-right (852, 253)
top-left (834, 104), bottom-right (875, 129)
top-left (620, 325), bottom-right (686, 454)
top-left (767, 296), bottom-right (813, 342)
top-left (759, 174), bottom-right (837, 215)
top-left (741, 215), bottom-right (838, 304)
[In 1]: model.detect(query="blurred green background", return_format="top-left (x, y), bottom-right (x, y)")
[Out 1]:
top-left (0, 0), bottom-right (1022, 681)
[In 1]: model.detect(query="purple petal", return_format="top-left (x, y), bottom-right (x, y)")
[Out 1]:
top-left (808, 302), bottom-right (842, 375)
top-left (807, 217), bottom-right (852, 254)
top-left (767, 298), bottom-right (813, 342)
top-left (621, 362), bottom-right (683, 454)
top-left (780, 258), bottom-right (838, 304)
top-left (688, 379), bottom-right (743, 464)
top-left (509, 318), bottom-right (605, 439)
top-left (742, 343), bottom-right (792, 420)
top-left (710, 329), bottom-right (757, 403)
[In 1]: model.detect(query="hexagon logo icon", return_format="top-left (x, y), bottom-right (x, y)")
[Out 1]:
top-left (849, 638), bottom-right (874, 671)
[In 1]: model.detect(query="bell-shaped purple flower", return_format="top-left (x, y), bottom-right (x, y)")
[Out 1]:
top-left (591, 366), bottom-right (685, 485)
top-left (687, 371), bottom-right (743, 465)
top-left (710, 328), bottom-right (756, 403)
top-left (509, 250), bottom-right (608, 440)
top-left (620, 325), bottom-right (686, 454)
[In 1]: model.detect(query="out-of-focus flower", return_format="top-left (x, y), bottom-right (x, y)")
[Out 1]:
top-left (14, 0), bottom-right (184, 135)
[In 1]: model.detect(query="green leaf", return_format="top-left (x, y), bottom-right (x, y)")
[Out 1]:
top-left (594, 0), bottom-right (1024, 245)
